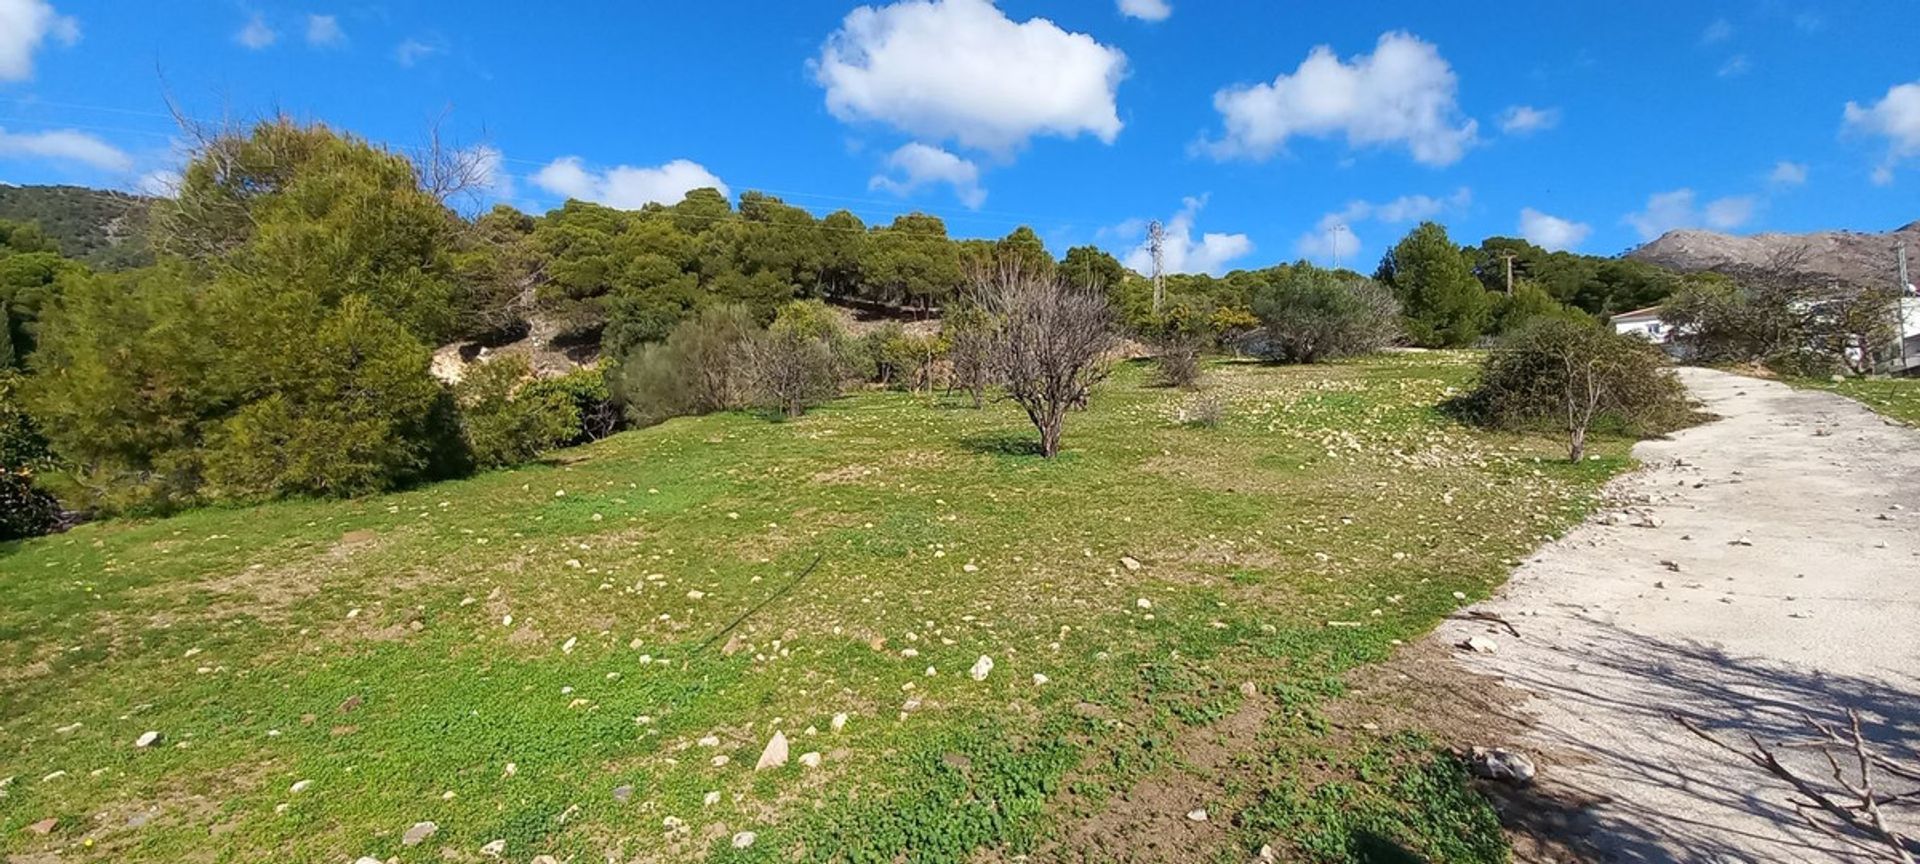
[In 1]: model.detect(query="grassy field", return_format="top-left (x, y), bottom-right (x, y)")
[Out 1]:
top-left (0, 353), bottom-right (1632, 863)
top-left (1814, 377), bottom-right (1920, 425)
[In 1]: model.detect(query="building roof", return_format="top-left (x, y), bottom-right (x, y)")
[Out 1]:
top-left (1611, 305), bottom-right (1664, 321)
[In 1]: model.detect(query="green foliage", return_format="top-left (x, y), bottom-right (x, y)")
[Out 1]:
top-left (521, 365), bottom-right (620, 444)
top-left (0, 226), bottom-right (91, 368)
top-left (864, 213), bottom-right (963, 308)
top-left (25, 266), bottom-right (220, 510)
top-left (1059, 244), bottom-right (1127, 294)
top-left (1662, 272), bottom-right (1899, 375)
top-left (201, 296), bottom-right (454, 499)
top-left (456, 355), bottom-right (581, 469)
top-left (1460, 317), bottom-right (1693, 460)
top-left (611, 304), bottom-right (759, 426)
top-left (0, 185), bottom-right (152, 269)
top-left (1250, 265), bottom-right (1402, 363)
top-left (1377, 222), bottom-right (1491, 347)
top-left (860, 322), bottom-right (944, 391)
top-left (747, 328), bottom-right (842, 418)
top-left (1468, 236), bottom-right (1678, 316)
top-left (1488, 279), bottom-right (1589, 334)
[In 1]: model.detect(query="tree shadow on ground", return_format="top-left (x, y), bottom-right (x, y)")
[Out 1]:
top-left (1349, 830), bottom-right (1428, 863)
top-left (1437, 616), bottom-right (1920, 863)
top-left (957, 430), bottom-right (1044, 457)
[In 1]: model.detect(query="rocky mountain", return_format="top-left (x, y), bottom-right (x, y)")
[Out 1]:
top-left (1626, 221), bottom-right (1919, 291)
top-left (0, 184), bottom-right (153, 270)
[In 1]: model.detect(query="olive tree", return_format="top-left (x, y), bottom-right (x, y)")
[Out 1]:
top-left (976, 265), bottom-right (1116, 458)
top-left (1463, 318), bottom-right (1692, 462)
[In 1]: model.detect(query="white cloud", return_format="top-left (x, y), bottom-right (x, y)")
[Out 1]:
top-left (1623, 189), bottom-right (1757, 240)
top-left (1294, 188), bottom-right (1471, 263)
top-left (1768, 160), bottom-right (1808, 186)
top-left (1498, 105), bottom-right (1560, 136)
top-left (1701, 18), bottom-right (1733, 45)
top-left (1203, 31), bottom-right (1477, 167)
top-left (1116, 0), bottom-right (1170, 22)
top-left (395, 37), bottom-right (442, 67)
top-left (869, 142), bottom-right (985, 208)
top-left (1518, 208), bottom-right (1591, 251)
top-left (0, 0), bottom-right (80, 81)
top-left (1717, 54), bottom-right (1751, 78)
top-left (1120, 195), bottom-right (1253, 276)
top-left (0, 127), bottom-right (132, 172)
top-left (135, 168), bottom-right (181, 198)
top-left (465, 145), bottom-right (512, 198)
top-left (235, 12), bottom-right (276, 50)
top-left (306, 14), bottom-right (344, 47)
top-left (814, 0), bottom-right (1126, 154)
top-left (531, 156), bottom-right (728, 210)
top-left (1844, 81), bottom-right (1920, 183)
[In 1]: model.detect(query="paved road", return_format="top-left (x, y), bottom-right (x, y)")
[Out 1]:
top-left (1439, 368), bottom-right (1920, 863)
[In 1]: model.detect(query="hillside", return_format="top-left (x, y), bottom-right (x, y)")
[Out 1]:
top-left (0, 184), bottom-right (154, 270)
top-left (1626, 221), bottom-right (1920, 290)
top-left (0, 354), bottom-right (1628, 863)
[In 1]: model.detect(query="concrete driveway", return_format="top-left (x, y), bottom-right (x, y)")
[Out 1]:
top-left (1439, 368), bottom-right (1920, 862)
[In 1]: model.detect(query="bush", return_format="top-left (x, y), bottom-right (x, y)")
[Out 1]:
top-left (861, 323), bottom-right (944, 392)
top-left (1, 467), bottom-right (59, 541)
top-left (1179, 389), bottom-right (1227, 428)
top-left (521, 364), bottom-right (620, 445)
top-left (746, 329), bottom-right (842, 418)
top-left (1152, 336), bottom-right (1203, 388)
top-left (611, 304), bottom-right (758, 426)
top-left (1251, 267), bottom-right (1401, 363)
top-left (457, 356), bottom-right (582, 469)
top-left (1460, 317), bottom-right (1692, 461)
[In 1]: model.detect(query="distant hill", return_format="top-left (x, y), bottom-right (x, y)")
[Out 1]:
top-left (1626, 221), bottom-right (1919, 291)
top-left (0, 184), bottom-right (154, 270)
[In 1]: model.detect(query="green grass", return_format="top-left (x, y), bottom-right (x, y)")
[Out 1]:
top-left (0, 353), bottom-right (1630, 863)
top-left (1808, 376), bottom-right (1920, 425)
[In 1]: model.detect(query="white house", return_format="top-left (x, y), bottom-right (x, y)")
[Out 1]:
top-left (1610, 305), bottom-right (1671, 343)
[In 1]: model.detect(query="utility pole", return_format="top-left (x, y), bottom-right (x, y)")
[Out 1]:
top-left (1501, 252), bottom-right (1517, 295)
top-left (1148, 219), bottom-right (1166, 314)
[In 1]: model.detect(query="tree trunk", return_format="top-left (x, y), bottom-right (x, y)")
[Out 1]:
top-left (1039, 413), bottom-right (1063, 458)
top-left (1568, 425), bottom-right (1586, 463)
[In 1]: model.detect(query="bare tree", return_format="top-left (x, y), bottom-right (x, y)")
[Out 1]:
top-left (1678, 710), bottom-right (1918, 862)
top-left (942, 301), bottom-right (994, 408)
top-left (745, 330), bottom-right (840, 419)
top-left (976, 265), bottom-right (1116, 457)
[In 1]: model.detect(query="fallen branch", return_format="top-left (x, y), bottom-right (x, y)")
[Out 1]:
top-left (1674, 711), bottom-right (1916, 863)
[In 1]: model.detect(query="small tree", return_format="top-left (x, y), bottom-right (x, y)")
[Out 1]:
top-left (943, 301), bottom-right (994, 407)
top-left (977, 265), bottom-right (1116, 458)
top-left (1250, 267), bottom-right (1401, 363)
top-left (1463, 318), bottom-right (1692, 462)
top-left (746, 329), bottom-right (841, 418)
top-left (610, 304), bottom-right (759, 426)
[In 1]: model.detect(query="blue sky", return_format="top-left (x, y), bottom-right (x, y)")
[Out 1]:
top-left (1, 0), bottom-right (1917, 274)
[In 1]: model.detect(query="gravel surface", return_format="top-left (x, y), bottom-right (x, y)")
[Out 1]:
top-left (1440, 368), bottom-right (1920, 863)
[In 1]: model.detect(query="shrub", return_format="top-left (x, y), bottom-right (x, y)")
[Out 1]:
top-left (942, 302), bottom-right (994, 407)
top-left (1152, 336), bottom-right (1203, 388)
top-left (861, 323), bottom-right (944, 392)
top-left (611, 304), bottom-right (758, 426)
top-left (521, 364), bottom-right (620, 444)
top-left (1251, 267), bottom-right (1401, 363)
top-left (0, 467), bottom-right (59, 541)
top-left (746, 329), bottom-right (842, 418)
top-left (1460, 317), bottom-right (1692, 461)
top-left (457, 355), bottom-right (582, 469)
top-left (1180, 390), bottom-right (1227, 428)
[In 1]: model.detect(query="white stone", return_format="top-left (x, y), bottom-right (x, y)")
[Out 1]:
top-left (830, 712), bottom-right (848, 732)
top-left (1185, 808), bottom-right (1208, 822)
top-left (969, 655), bottom-right (994, 681)
top-left (480, 839), bottom-right (506, 857)
top-left (756, 731), bottom-right (789, 771)
top-left (289, 779), bottom-right (312, 794)
top-left (402, 821), bottom-right (438, 846)
top-left (1121, 556), bottom-right (1142, 571)
top-left (135, 731), bottom-right (161, 748)
top-left (799, 751), bottom-right (822, 768)
top-left (733, 831), bottom-right (757, 849)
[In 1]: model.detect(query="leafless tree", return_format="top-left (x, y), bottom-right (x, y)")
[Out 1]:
top-left (745, 330), bottom-right (840, 419)
top-left (1678, 710), bottom-right (1918, 862)
top-left (976, 265), bottom-right (1116, 457)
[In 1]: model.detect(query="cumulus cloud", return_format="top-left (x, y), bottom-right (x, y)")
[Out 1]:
top-left (1518, 208), bottom-right (1591, 251)
top-left (1119, 196), bottom-right (1253, 276)
top-left (1498, 105), bottom-right (1560, 136)
top-left (1769, 160), bottom-right (1808, 186)
top-left (814, 0), bottom-right (1126, 154)
top-left (464, 145), bottom-right (513, 198)
top-left (1623, 189), bottom-right (1757, 240)
top-left (1294, 188), bottom-right (1471, 263)
top-left (869, 142), bottom-right (985, 208)
top-left (1843, 81), bottom-right (1920, 184)
top-left (0, 127), bottom-right (132, 172)
top-left (306, 14), bottom-right (344, 47)
top-left (531, 156), bottom-right (727, 210)
top-left (0, 0), bottom-right (80, 81)
top-left (1117, 0), bottom-right (1171, 21)
top-left (1202, 31), bottom-right (1477, 166)
top-left (235, 12), bottom-right (276, 50)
